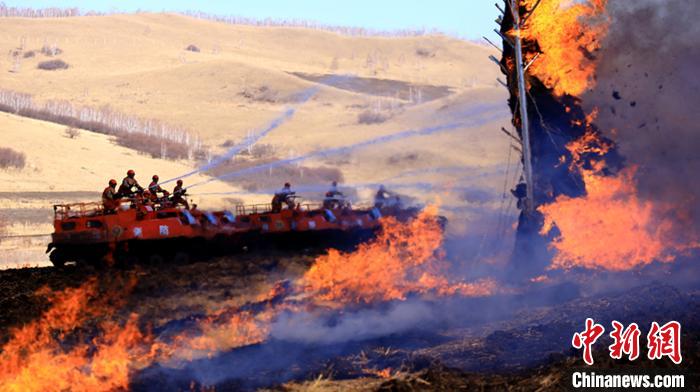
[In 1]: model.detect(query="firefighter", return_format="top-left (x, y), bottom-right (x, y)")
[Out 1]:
top-left (172, 179), bottom-right (190, 209)
top-left (511, 181), bottom-right (527, 210)
top-left (140, 189), bottom-right (153, 207)
top-left (102, 179), bottom-right (120, 213)
top-left (118, 169), bottom-right (143, 198)
top-left (323, 181), bottom-right (345, 209)
top-left (327, 181), bottom-right (342, 197)
top-left (135, 189), bottom-right (155, 217)
top-left (374, 184), bottom-right (399, 208)
top-left (148, 174), bottom-right (170, 201)
top-left (272, 182), bottom-right (295, 212)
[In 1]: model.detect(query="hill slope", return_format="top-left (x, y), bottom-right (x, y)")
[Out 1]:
top-left (0, 13), bottom-right (506, 147)
top-left (0, 14), bottom-right (517, 267)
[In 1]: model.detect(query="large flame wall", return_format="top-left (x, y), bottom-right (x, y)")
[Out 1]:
top-left (500, 0), bottom-right (698, 271)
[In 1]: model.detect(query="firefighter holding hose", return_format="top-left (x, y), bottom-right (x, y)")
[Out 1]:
top-left (272, 182), bottom-right (296, 212)
top-left (171, 179), bottom-right (190, 210)
top-left (148, 174), bottom-right (170, 202)
top-left (118, 169), bottom-right (144, 198)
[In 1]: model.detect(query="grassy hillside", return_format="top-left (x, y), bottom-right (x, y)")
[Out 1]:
top-left (0, 13), bottom-right (506, 145)
top-left (0, 112), bottom-right (242, 268)
top-left (0, 13), bottom-right (517, 267)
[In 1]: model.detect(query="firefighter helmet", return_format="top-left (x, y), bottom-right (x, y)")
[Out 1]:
top-left (152, 175), bottom-right (159, 181)
top-left (109, 179), bottom-right (117, 187)
top-left (127, 169), bottom-right (135, 177)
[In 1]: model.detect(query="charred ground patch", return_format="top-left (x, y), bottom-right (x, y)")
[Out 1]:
top-left (290, 72), bottom-right (453, 102)
top-left (1, 256), bottom-right (699, 391)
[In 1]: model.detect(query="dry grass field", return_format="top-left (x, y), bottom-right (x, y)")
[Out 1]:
top-left (0, 13), bottom-right (515, 267)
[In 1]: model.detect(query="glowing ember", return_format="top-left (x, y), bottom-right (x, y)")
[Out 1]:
top-left (520, 0), bottom-right (609, 96)
top-left (363, 367), bottom-right (393, 379)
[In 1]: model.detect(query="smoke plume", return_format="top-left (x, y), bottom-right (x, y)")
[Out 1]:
top-left (584, 0), bottom-right (700, 243)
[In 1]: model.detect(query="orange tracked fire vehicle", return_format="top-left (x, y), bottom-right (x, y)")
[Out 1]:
top-left (46, 197), bottom-right (426, 267)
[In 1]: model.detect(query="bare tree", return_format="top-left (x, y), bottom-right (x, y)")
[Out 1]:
top-left (64, 126), bottom-right (80, 139)
top-left (0, 88), bottom-right (204, 160)
top-left (0, 147), bottom-right (26, 169)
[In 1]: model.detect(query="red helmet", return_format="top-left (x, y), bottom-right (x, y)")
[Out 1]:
top-left (152, 175), bottom-right (159, 181)
top-left (108, 179), bottom-right (117, 187)
top-left (127, 169), bottom-right (135, 177)
top-left (177, 179), bottom-right (183, 185)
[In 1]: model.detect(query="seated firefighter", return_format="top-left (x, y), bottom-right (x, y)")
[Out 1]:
top-left (171, 179), bottom-right (190, 210)
top-left (140, 189), bottom-right (153, 206)
top-left (374, 184), bottom-right (400, 208)
top-left (136, 189), bottom-right (155, 216)
top-left (271, 182), bottom-right (296, 213)
top-left (102, 179), bottom-right (120, 213)
top-left (323, 181), bottom-right (347, 209)
top-left (148, 174), bottom-right (170, 202)
top-left (118, 169), bottom-right (144, 198)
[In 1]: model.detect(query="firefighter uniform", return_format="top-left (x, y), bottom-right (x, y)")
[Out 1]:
top-left (148, 181), bottom-right (169, 200)
top-left (119, 176), bottom-right (143, 197)
top-left (102, 183), bottom-right (119, 212)
top-left (172, 182), bottom-right (190, 210)
top-left (272, 183), bottom-right (294, 212)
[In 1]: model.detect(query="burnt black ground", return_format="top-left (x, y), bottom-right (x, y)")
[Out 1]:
top-left (1, 257), bottom-right (699, 391)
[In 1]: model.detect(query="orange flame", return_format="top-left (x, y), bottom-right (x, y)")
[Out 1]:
top-left (540, 166), bottom-right (675, 270)
top-left (0, 277), bottom-right (151, 392)
top-left (299, 206), bottom-right (495, 305)
top-left (520, 0), bottom-right (609, 96)
top-left (539, 129), bottom-right (699, 270)
top-left (363, 367), bottom-right (393, 379)
top-left (163, 310), bottom-right (272, 363)
top-left (0, 208), bottom-right (498, 388)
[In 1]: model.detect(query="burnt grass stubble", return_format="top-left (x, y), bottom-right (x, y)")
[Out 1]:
top-left (0, 257), bottom-right (699, 390)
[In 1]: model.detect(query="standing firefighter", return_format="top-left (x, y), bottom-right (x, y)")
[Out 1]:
top-left (102, 179), bottom-right (120, 213)
top-left (172, 179), bottom-right (190, 209)
top-left (118, 169), bottom-right (143, 198)
top-left (271, 182), bottom-right (295, 212)
top-left (148, 175), bottom-right (170, 201)
top-left (511, 181), bottom-right (527, 210)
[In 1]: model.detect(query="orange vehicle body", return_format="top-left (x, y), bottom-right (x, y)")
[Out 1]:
top-left (46, 199), bottom-right (404, 267)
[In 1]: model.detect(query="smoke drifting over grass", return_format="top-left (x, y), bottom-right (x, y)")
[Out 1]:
top-left (270, 300), bottom-right (436, 345)
top-left (585, 0), bottom-right (700, 244)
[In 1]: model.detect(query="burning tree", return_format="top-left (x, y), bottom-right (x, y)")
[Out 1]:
top-left (498, 0), bottom-right (698, 272)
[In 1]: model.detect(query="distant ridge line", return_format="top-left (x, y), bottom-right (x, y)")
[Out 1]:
top-left (0, 3), bottom-right (483, 41)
